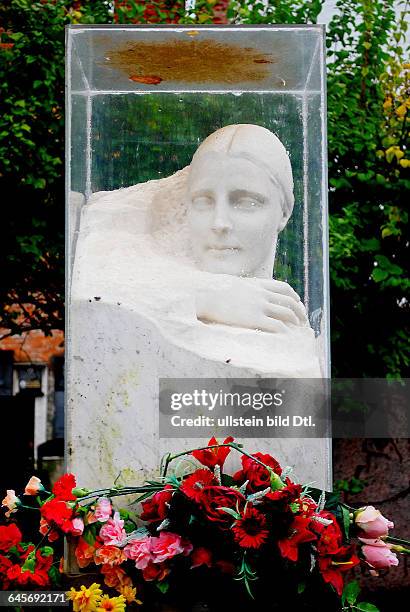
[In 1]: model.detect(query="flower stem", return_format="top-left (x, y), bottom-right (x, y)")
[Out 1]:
top-left (161, 442), bottom-right (285, 488)
top-left (384, 535), bottom-right (410, 547)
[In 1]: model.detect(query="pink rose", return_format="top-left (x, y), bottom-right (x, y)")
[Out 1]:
top-left (70, 517), bottom-right (84, 536)
top-left (150, 531), bottom-right (193, 563)
top-left (99, 511), bottom-right (126, 546)
top-left (355, 506), bottom-right (394, 538)
top-left (360, 538), bottom-right (399, 573)
top-left (88, 497), bottom-right (112, 524)
top-left (124, 536), bottom-right (152, 570)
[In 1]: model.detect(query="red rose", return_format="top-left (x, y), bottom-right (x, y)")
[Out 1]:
top-left (199, 486), bottom-right (246, 529)
top-left (192, 436), bottom-right (234, 469)
top-left (278, 516), bottom-right (317, 562)
top-left (52, 473), bottom-right (77, 501)
top-left (312, 512), bottom-right (343, 556)
top-left (233, 453), bottom-right (282, 493)
top-left (40, 498), bottom-right (74, 533)
top-left (180, 469), bottom-right (218, 503)
top-left (265, 482), bottom-right (302, 505)
top-left (140, 486), bottom-right (173, 522)
top-left (0, 524), bottom-right (22, 552)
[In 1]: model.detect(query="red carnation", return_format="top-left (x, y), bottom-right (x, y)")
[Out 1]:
top-left (6, 550), bottom-right (52, 588)
top-left (180, 469), bottom-right (217, 503)
top-left (199, 486), bottom-right (246, 529)
top-left (0, 524), bottom-right (22, 552)
top-left (192, 436), bottom-right (234, 469)
top-left (278, 515), bottom-right (317, 562)
top-left (0, 554), bottom-right (12, 588)
top-left (232, 505), bottom-right (269, 549)
top-left (140, 486), bottom-right (173, 522)
top-left (52, 473), bottom-right (77, 501)
top-left (40, 498), bottom-right (74, 533)
top-left (233, 453), bottom-right (282, 493)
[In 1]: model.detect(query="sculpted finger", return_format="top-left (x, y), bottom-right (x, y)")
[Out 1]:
top-left (258, 316), bottom-right (288, 334)
top-left (264, 304), bottom-right (299, 325)
top-left (259, 279), bottom-right (300, 302)
top-left (265, 292), bottom-right (307, 323)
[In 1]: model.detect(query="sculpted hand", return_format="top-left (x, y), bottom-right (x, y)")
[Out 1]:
top-left (195, 276), bottom-right (308, 333)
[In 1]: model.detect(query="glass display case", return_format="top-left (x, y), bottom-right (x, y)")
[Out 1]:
top-left (66, 25), bottom-right (331, 490)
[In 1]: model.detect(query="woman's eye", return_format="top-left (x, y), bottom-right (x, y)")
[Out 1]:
top-left (192, 196), bottom-right (213, 210)
top-left (233, 197), bottom-right (261, 210)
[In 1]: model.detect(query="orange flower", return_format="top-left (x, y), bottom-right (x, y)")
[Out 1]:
top-left (94, 545), bottom-right (126, 567)
top-left (101, 564), bottom-right (130, 589)
top-left (24, 476), bottom-right (43, 496)
top-left (75, 537), bottom-right (101, 569)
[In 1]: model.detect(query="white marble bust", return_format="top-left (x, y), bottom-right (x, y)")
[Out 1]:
top-left (72, 123), bottom-right (320, 376)
top-left (68, 123), bottom-right (329, 493)
top-left (185, 124), bottom-right (307, 334)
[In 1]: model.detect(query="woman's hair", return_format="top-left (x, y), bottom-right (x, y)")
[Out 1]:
top-left (191, 124), bottom-right (294, 221)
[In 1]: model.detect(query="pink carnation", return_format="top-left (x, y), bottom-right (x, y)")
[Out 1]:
top-left (150, 531), bottom-right (193, 563)
top-left (355, 506), bottom-right (394, 538)
top-left (88, 497), bottom-right (112, 524)
top-left (70, 517), bottom-right (84, 536)
top-left (99, 512), bottom-right (126, 546)
top-left (124, 536), bottom-right (152, 570)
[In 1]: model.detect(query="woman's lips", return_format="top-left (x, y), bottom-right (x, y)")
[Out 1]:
top-left (206, 246), bottom-right (241, 252)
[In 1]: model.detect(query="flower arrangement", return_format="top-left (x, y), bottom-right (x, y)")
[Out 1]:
top-left (1, 439), bottom-right (408, 611)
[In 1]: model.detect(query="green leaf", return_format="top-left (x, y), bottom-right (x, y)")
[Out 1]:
top-left (82, 525), bottom-right (97, 546)
top-left (341, 505), bottom-right (351, 540)
top-left (297, 582), bottom-right (306, 594)
top-left (218, 506), bottom-right (241, 520)
top-left (372, 268), bottom-right (388, 282)
top-left (48, 564), bottom-right (61, 588)
top-left (357, 603), bottom-right (380, 612)
top-left (156, 580), bottom-right (170, 594)
top-left (342, 580), bottom-right (360, 606)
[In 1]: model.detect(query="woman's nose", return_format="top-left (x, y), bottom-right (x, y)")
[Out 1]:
top-left (211, 199), bottom-right (232, 233)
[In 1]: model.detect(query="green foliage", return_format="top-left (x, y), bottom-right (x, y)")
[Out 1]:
top-left (1, 0), bottom-right (408, 379)
top-left (342, 580), bottom-right (380, 611)
top-left (225, 1), bottom-right (409, 376)
top-left (227, 0), bottom-right (324, 23)
top-left (325, 0), bottom-right (409, 377)
top-left (0, 1), bottom-right (112, 336)
top-left (335, 477), bottom-right (367, 496)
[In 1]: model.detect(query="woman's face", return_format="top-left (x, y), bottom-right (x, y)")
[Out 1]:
top-left (186, 152), bottom-right (284, 276)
